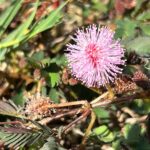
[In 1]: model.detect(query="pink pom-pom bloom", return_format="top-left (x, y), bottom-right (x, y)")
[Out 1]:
top-left (65, 25), bottom-right (125, 87)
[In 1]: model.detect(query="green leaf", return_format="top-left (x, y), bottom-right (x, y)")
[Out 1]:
top-left (0, 127), bottom-right (42, 149)
top-left (27, 51), bottom-right (45, 68)
top-left (30, 51), bottom-right (45, 61)
top-left (0, 0), bottom-right (23, 36)
top-left (140, 24), bottom-right (150, 36)
top-left (112, 140), bottom-right (122, 150)
top-left (0, 48), bottom-right (8, 61)
top-left (49, 72), bottom-right (60, 87)
top-left (0, 121), bottom-right (53, 149)
top-left (40, 58), bottom-right (51, 68)
top-left (0, 1), bottom-right (67, 62)
top-left (123, 65), bottom-right (136, 75)
top-left (51, 55), bottom-right (67, 66)
top-left (0, 0), bottom-right (5, 4)
top-left (93, 108), bottom-right (109, 119)
top-left (136, 11), bottom-right (150, 21)
top-left (0, 0), bottom-right (39, 49)
top-left (0, 1), bottom-right (39, 61)
top-left (123, 124), bottom-right (141, 144)
top-left (101, 132), bottom-right (114, 143)
top-left (115, 19), bottom-right (137, 38)
top-left (49, 88), bottom-right (59, 103)
top-left (93, 125), bottom-right (108, 136)
top-left (93, 125), bottom-right (114, 143)
top-left (125, 36), bottom-right (150, 56)
top-left (26, 1), bottom-right (68, 40)
top-left (40, 137), bottom-right (66, 150)
top-left (92, 0), bottom-right (107, 12)
top-left (12, 89), bottom-right (25, 106)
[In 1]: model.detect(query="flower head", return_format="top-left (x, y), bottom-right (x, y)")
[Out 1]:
top-left (65, 25), bottom-right (125, 87)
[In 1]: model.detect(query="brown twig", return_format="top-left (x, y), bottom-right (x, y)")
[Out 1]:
top-left (91, 91), bottom-right (150, 108)
top-left (62, 109), bottom-right (91, 134)
top-left (90, 91), bottom-right (109, 104)
top-left (45, 100), bottom-right (88, 109)
top-left (0, 121), bottom-right (24, 126)
top-left (82, 110), bottom-right (96, 144)
top-left (38, 108), bottom-right (83, 125)
top-left (125, 115), bottom-right (147, 124)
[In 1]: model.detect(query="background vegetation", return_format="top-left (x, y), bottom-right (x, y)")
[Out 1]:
top-left (0, 0), bottom-right (150, 149)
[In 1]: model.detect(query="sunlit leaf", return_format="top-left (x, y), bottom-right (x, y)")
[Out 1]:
top-left (94, 108), bottom-right (109, 119)
top-left (49, 88), bottom-right (59, 103)
top-left (125, 36), bottom-right (150, 56)
top-left (0, 0), bottom-right (39, 48)
top-left (140, 24), bottom-right (150, 36)
top-left (0, 0), bottom-right (23, 36)
top-left (26, 1), bottom-right (68, 40)
top-left (49, 72), bottom-right (60, 87)
top-left (136, 11), bottom-right (150, 21)
top-left (92, 125), bottom-right (115, 143)
top-left (115, 19), bottom-right (137, 38)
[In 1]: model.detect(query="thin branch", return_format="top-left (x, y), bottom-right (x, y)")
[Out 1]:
top-left (125, 115), bottom-right (147, 124)
top-left (38, 108), bottom-right (83, 125)
top-left (62, 109), bottom-right (91, 134)
top-left (82, 110), bottom-right (96, 144)
top-left (0, 121), bottom-right (24, 127)
top-left (90, 91), bottom-right (109, 104)
top-left (91, 93), bottom-right (142, 108)
top-left (45, 100), bottom-right (88, 109)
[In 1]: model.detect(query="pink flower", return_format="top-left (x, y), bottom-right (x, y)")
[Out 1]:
top-left (65, 25), bottom-right (125, 87)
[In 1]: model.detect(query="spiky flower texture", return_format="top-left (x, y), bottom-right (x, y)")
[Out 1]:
top-left (66, 25), bottom-right (125, 87)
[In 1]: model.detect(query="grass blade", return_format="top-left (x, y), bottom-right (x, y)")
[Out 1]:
top-left (0, 0), bottom-right (23, 36)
